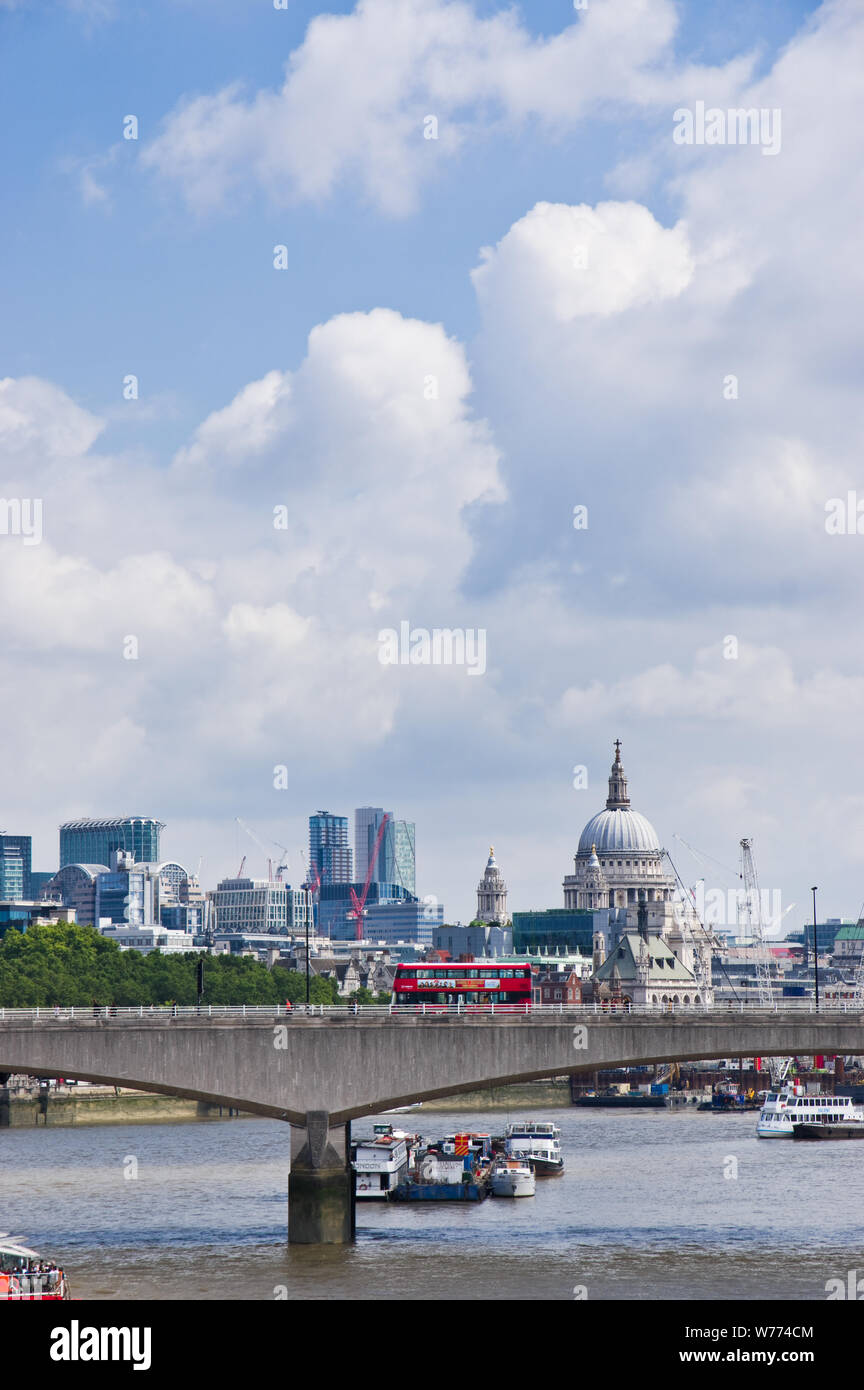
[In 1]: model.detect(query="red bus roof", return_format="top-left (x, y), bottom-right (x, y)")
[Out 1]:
top-left (394, 961), bottom-right (528, 970)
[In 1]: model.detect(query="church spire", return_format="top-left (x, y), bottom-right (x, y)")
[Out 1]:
top-left (606, 738), bottom-right (631, 810)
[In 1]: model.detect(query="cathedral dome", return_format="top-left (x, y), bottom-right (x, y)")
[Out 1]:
top-left (576, 741), bottom-right (662, 856)
top-left (577, 808), bottom-right (661, 856)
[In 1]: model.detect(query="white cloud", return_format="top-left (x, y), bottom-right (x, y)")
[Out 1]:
top-left (8, 0), bottom-right (864, 926)
top-left (140, 0), bottom-right (748, 215)
top-left (471, 200), bottom-right (694, 324)
top-left (0, 377), bottom-right (104, 460)
top-left (556, 644), bottom-right (864, 727)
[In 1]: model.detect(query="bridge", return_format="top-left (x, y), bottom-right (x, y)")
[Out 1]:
top-left (1, 1003), bottom-right (862, 1243)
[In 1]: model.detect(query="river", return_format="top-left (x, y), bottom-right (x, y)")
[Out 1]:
top-left (2, 1105), bottom-right (862, 1300)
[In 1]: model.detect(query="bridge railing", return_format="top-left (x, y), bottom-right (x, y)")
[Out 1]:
top-left (0, 1001), bottom-right (861, 1022)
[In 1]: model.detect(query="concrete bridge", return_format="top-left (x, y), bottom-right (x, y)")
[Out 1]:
top-left (1, 1005), bottom-right (861, 1243)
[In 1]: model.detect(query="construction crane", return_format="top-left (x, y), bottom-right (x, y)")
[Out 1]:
top-left (848, 899), bottom-right (864, 1009)
top-left (235, 855), bottom-right (246, 879)
top-left (739, 837), bottom-right (791, 1087)
top-left (349, 813), bottom-right (389, 942)
top-left (271, 842), bottom-right (290, 882)
top-left (236, 817), bottom-right (274, 881)
top-left (299, 849), bottom-right (321, 896)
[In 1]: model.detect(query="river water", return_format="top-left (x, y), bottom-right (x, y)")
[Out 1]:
top-left (2, 1106), bottom-right (862, 1300)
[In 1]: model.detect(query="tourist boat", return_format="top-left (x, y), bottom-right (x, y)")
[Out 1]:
top-left (490, 1156), bottom-right (535, 1198)
top-left (351, 1126), bottom-right (410, 1199)
top-left (504, 1121), bottom-right (564, 1175)
top-left (756, 1084), bottom-right (864, 1139)
top-left (0, 1236), bottom-right (70, 1300)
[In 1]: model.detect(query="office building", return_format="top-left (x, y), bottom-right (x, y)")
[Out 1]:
top-left (434, 922), bottom-right (513, 958)
top-left (318, 880), bottom-right (416, 938)
top-left (100, 924), bottom-right (204, 955)
top-left (94, 852), bottom-right (157, 928)
top-left (355, 808), bottom-right (416, 895)
top-left (0, 834), bottom-right (31, 899)
top-left (214, 877), bottom-right (313, 936)
top-left (309, 812), bottom-right (352, 885)
top-left (28, 870), bottom-right (55, 898)
top-left (59, 817), bottom-right (164, 869)
top-left (40, 863), bottom-right (106, 926)
top-left (512, 907), bottom-right (595, 955)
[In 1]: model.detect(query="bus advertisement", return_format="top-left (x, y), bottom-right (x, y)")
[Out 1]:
top-left (391, 961), bottom-right (532, 1010)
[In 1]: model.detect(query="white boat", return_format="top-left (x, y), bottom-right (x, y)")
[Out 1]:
top-left (490, 1157), bottom-right (535, 1197)
top-left (504, 1121), bottom-right (564, 1175)
top-left (756, 1083), bottom-right (864, 1138)
top-left (351, 1126), bottom-right (410, 1198)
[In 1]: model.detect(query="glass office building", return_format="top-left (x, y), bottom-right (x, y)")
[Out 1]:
top-left (309, 812), bottom-right (352, 885)
top-left (511, 908), bottom-right (594, 955)
top-left (95, 868), bottom-right (155, 927)
top-left (326, 889), bottom-right (443, 946)
top-left (59, 817), bottom-right (164, 869)
top-left (354, 808), bottom-right (416, 895)
top-left (0, 834), bottom-right (31, 899)
top-left (318, 880), bottom-right (416, 938)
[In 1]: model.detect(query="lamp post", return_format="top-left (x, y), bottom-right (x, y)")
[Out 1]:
top-left (305, 900), bottom-right (311, 1007)
top-left (811, 886), bottom-right (819, 1012)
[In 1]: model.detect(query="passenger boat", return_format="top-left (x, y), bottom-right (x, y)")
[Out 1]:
top-left (504, 1121), bottom-right (564, 1175)
top-left (757, 1083), bottom-right (864, 1138)
top-left (0, 1236), bottom-right (70, 1300)
top-left (351, 1125), bottom-right (411, 1199)
top-left (490, 1156), bottom-right (535, 1198)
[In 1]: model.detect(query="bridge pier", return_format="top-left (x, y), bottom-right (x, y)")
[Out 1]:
top-left (288, 1112), bottom-right (355, 1245)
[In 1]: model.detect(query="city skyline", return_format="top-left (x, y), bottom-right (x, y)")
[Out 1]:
top-left (1, 0), bottom-right (860, 935)
top-left (8, 737), bottom-right (860, 934)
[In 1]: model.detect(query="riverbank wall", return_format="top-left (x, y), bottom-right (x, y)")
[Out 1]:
top-left (0, 1078), bottom-right (572, 1127)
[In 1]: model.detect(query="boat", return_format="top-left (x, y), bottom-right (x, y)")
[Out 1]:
top-left (504, 1121), bottom-right (564, 1175)
top-left (0, 1236), bottom-right (70, 1300)
top-left (351, 1125), bottom-right (411, 1199)
top-left (490, 1156), bottom-right (535, 1197)
top-left (574, 1090), bottom-right (665, 1109)
top-left (440, 1132), bottom-right (493, 1159)
top-left (793, 1123), bottom-right (864, 1141)
top-left (757, 1083), bottom-right (864, 1139)
top-left (699, 1090), bottom-right (761, 1112)
top-left (393, 1135), bottom-right (491, 1201)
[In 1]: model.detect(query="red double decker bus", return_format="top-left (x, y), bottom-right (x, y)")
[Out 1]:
top-left (391, 961), bottom-right (532, 1011)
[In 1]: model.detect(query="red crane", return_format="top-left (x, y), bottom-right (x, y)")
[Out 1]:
top-left (349, 813), bottom-right (389, 941)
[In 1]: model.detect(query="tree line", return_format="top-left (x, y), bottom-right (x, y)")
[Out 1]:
top-left (0, 922), bottom-right (357, 1007)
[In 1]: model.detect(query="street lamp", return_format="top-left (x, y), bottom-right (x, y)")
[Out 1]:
top-left (811, 886), bottom-right (819, 1012)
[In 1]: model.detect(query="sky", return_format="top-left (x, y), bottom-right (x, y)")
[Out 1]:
top-left (1, 0), bottom-right (862, 933)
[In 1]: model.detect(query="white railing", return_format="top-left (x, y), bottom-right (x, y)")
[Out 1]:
top-left (0, 1000), bottom-right (861, 1022)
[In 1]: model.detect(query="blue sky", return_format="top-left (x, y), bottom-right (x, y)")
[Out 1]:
top-left (2, 0), bottom-right (861, 932)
